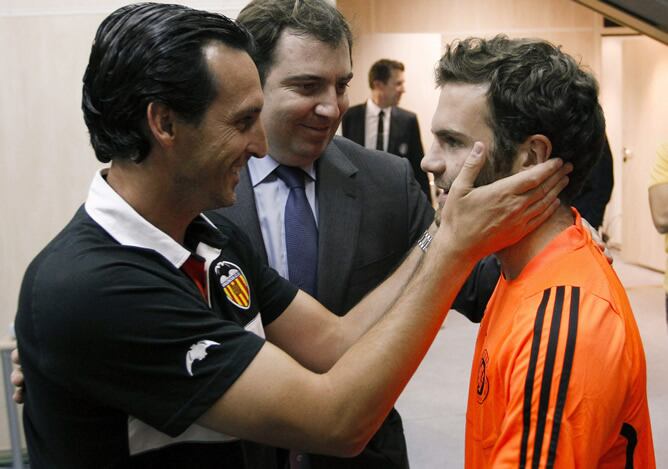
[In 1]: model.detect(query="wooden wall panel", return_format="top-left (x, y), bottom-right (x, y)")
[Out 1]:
top-left (339, 0), bottom-right (599, 33)
top-left (339, 0), bottom-right (602, 74)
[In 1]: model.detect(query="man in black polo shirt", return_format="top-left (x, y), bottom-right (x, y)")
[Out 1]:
top-left (15, 4), bottom-right (570, 468)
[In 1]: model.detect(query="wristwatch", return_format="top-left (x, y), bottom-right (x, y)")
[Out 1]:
top-left (417, 230), bottom-right (433, 252)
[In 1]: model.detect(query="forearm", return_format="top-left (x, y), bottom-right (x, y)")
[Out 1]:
top-left (201, 234), bottom-right (476, 456)
top-left (649, 184), bottom-right (668, 233)
top-left (320, 231), bottom-right (476, 448)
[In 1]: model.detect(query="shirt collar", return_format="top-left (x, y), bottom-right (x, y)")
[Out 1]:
top-left (504, 208), bottom-right (588, 286)
top-left (366, 98), bottom-right (392, 116)
top-left (247, 155), bottom-right (317, 186)
top-left (84, 169), bottom-right (220, 268)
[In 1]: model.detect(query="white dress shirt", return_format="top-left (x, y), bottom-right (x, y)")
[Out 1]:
top-left (247, 155), bottom-right (318, 280)
top-left (364, 98), bottom-right (391, 152)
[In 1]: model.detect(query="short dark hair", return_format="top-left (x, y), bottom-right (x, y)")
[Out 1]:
top-left (368, 59), bottom-right (404, 88)
top-left (82, 2), bottom-right (254, 163)
top-left (237, 0), bottom-right (353, 84)
top-left (436, 35), bottom-right (606, 203)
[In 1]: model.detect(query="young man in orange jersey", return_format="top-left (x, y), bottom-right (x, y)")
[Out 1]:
top-left (421, 36), bottom-right (655, 468)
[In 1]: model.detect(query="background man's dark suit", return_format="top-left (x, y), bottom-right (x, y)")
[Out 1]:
top-left (211, 136), bottom-right (498, 468)
top-left (342, 104), bottom-right (431, 200)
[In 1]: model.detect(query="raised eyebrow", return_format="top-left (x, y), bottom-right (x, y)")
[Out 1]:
top-left (282, 74), bottom-right (324, 84)
top-left (432, 129), bottom-right (465, 139)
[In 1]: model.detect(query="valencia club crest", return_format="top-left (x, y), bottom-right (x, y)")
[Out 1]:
top-left (214, 261), bottom-right (251, 309)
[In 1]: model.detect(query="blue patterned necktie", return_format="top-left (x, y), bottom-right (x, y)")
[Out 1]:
top-left (274, 165), bottom-right (318, 296)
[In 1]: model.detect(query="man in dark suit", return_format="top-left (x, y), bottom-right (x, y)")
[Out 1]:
top-left (216, 3), bottom-right (421, 467)
top-left (342, 59), bottom-right (431, 201)
top-left (214, 2), bottom-right (498, 468)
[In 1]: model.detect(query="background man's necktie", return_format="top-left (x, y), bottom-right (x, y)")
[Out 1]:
top-left (376, 109), bottom-right (385, 151)
top-left (274, 165), bottom-right (318, 296)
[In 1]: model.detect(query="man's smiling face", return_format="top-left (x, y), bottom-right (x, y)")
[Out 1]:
top-left (259, 30), bottom-right (353, 167)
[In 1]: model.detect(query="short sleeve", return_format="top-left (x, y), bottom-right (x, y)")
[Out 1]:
top-left (650, 143), bottom-right (668, 186)
top-left (205, 213), bottom-right (299, 326)
top-left (490, 287), bottom-right (629, 468)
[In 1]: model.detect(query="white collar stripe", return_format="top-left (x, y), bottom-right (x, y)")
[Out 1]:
top-left (84, 169), bottom-right (191, 268)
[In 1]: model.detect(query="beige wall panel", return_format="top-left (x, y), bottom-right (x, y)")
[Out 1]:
top-left (600, 37), bottom-right (624, 246)
top-left (339, 0), bottom-right (598, 33)
top-left (0, 13), bottom-right (103, 327)
top-left (340, 0), bottom-right (602, 75)
top-left (0, 0), bottom-right (248, 16)
top-left (0, 13), bottom-right (103, 455)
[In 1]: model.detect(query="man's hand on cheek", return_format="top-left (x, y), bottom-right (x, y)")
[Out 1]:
top-left (437, 142), bottom-right (572, 259)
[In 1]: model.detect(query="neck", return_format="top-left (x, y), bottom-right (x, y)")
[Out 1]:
top-left (106, 159), bottom-right (199, 245)
top-left (496, 204), bottom-right (574, 280)
top-left (370, 93), bottom-right (387, 109)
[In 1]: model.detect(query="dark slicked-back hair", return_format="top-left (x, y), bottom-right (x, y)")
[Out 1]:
top-left (368, 59), bottom-right (404, 88)
top-left (82, 2), bottom-right (254, 163)
top-left (437, 35), bottom-right (606, 203)
top-left (237, 0), bottom-right (352, 84)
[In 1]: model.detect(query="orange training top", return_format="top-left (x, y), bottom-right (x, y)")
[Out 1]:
top-left (465, 209), bottom-right (655, 469)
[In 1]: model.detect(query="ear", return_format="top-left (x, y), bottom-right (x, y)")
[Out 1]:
top-left (371, 79), bottom-right (385, 90)
top-left (518, 134), bottom-right (552, 169)
top-left (146, 102), bottom-right (176, 149)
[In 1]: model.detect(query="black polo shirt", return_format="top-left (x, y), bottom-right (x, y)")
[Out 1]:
top-left (16, 170), bottom-right (298, 468)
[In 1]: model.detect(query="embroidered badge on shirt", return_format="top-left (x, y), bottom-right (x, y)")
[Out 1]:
top-left (214, 261), bottom-right (251, 310)
top-left (186, 340), bottom-right (220, 376)
top-left (476, 349), bottom-right (490, 404)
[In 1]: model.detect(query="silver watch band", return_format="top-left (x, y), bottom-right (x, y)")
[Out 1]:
top-left (417, 230), bottom-right (433, 252)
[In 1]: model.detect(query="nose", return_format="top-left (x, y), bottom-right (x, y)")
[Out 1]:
top-left (421, 141), bottom-right (445, 175)
top-left (248, 119), bottom-right (268, 157)
top-left (314, 87), bottom-right (343, 120)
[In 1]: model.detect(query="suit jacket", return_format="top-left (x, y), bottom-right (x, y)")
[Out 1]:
top-left (342, 103), bottom-right (431, 201)
top-left (215, 136), bottom-right (433, 315)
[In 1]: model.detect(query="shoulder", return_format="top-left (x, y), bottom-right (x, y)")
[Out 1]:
top-left (346, 103), bottom-right (365, 114)
top-left (201, 212), bottom-right (260, 260)
top-left (203, 210), bottom-right (244, 235)
top-left (342, 103), bottom-right (365, 122)
top-left (329, 136), bottom-right (410, 172)
top-left (329, 136), bottom-right (402, 165)
top-left (393, 106), bottom-right (418, 121)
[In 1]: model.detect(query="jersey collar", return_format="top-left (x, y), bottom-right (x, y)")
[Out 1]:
top-left (502, 208), bottom-right (589, 287)
top-left (84, 169), bottom-right (223, 268)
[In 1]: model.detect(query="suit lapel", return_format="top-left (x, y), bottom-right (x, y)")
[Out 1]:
top-left (223, 167), bottom-right (268, 263)
top-left (316, 142), bottom-right (361, 311)
top-left (387, 106), bottom-right (402, 155)
top-left (349, 104), bottom-right (366, 145)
